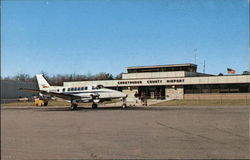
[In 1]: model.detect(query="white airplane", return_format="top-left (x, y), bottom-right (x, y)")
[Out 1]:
top-left (20, 74), bottom-right (127, 110)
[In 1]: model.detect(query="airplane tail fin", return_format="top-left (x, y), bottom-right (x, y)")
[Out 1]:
top-left (36, 74), bottom-right (51, 90)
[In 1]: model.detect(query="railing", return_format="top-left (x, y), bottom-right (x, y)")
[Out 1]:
top-left (1, 98), bottom-right (36, 104)
top-left (1, 99), bottom-right (19, 104)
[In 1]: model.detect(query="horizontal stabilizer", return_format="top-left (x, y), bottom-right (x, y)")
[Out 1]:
top-left (19, 88), bottom-right (83, 100)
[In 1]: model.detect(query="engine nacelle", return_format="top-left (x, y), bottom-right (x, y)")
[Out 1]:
top-left (90, 93), bottom-right (100, 98)
top-left (93, 99), bottom-right (100, 103)
top-left (71, 99), bottom-right (77, 104)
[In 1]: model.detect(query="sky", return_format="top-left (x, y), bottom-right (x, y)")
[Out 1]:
top-left (1, 0), bottom-right (249, 77)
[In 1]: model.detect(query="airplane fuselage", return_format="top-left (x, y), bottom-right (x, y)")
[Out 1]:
top-left (21, 74), bottom-right (128, 110)
top-left (45, 86), bottom-right (126, 102)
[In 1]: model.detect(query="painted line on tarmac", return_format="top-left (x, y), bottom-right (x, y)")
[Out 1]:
top-left (155, 121), bottom-right (227, 144)
top-left (212, 126), bottom-right (248, 139)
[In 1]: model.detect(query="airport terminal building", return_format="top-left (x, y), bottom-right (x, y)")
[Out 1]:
top-left (64, 63), bottom-right (250, 100)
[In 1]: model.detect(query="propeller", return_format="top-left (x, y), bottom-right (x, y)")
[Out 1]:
top-left (90, 93), bottom-right (100, 99)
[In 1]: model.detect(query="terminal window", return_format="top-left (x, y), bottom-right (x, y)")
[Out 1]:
top-left (184, 83), bottom-right (250, 94)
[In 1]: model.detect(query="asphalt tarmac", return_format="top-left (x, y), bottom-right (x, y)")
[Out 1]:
top-left (1, 105), bottom-right (249, 159)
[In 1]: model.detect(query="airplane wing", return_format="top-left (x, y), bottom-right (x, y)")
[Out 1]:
top-left (19, 88), bottom-right (83, 100)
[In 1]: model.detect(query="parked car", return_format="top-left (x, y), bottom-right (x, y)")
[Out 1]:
top-left (18, 96), bottom-right (28, 102)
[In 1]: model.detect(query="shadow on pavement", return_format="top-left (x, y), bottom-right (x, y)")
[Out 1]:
top-left (2, 106), bottom-right (247, 112)
top-left (28, 106), bottom-right (230, 112)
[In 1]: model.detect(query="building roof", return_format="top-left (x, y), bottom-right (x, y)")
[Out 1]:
top-left (127, 63), bottom-right (197, 70)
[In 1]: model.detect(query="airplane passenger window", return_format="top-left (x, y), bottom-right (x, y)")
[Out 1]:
top-left (85, 87), bottom-right (88, 90)
top-left (67, 88), bottom-right (70, 91)
top-left (62, 88), bottom-right (65, 92)
top-left (71, 88), bottom-right (74, 91)
top-left (81, 87), bottom-right (84, 90)
top-left (78, 87), bottom-right (81, 91)
top-left (97, 85), bottom-right (104, 89)
top-left (74, 88), bottom-right (77, 91)
top-left (92, 86), bottom-right (96, 90)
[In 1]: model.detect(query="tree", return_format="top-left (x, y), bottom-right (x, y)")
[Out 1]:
top-left (1, 72), bottom-right (117, 84)
top-left (12, 73), bottom-right (36, 82)
top-left (243, 71), bottom-right (250, 75)
top-left (95, 72), bottom-right (114, 80)
top-left (115, 72), bottom-right (123, 80)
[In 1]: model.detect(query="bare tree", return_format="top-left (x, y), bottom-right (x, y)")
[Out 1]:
top-left (2, 72), bottom-right (122, 85)
top-left (115, 72), bottom-right (123, 80)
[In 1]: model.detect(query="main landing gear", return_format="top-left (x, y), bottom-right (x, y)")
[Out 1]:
top-left (71, 104), bottom-right (78, 110)
top-left (92, 103), bottom-right (98, 109)
top-left (71, 100), bottom-right (78, 110)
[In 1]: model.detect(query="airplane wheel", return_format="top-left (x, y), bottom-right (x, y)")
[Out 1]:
top-left (71, 104), bottom-right (78, 110)
top-left (92, 103), bottom-right (98, 109)
top-left (122, 104), bottom-right (127, 109)
top-left (44, 101), bottom-right (48, 106)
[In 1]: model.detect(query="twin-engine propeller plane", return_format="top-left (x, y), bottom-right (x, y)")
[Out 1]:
top-left (20, 74), bottom-right (127, 110)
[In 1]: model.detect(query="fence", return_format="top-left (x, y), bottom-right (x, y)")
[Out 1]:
top-left (1, 99), bottom-right (19, 104)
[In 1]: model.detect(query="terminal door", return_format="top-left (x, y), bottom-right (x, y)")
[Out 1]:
top-left (138, 86), bottom-right (165, 99)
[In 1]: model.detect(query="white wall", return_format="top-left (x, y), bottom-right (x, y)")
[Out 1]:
top-left (63, 75), bottom-right (250, 87)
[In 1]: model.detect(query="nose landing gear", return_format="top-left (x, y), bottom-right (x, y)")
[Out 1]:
top-left (122, 97), bottom-right (127, 109)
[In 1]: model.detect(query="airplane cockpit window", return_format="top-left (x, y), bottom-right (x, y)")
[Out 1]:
top-left (96, 85), bottom-right (104, 89)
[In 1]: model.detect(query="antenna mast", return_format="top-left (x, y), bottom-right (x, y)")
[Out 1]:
top-left (194, 48), bottom-right (197, 64)
top-left (203, 60), bottom-right (206, 73)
